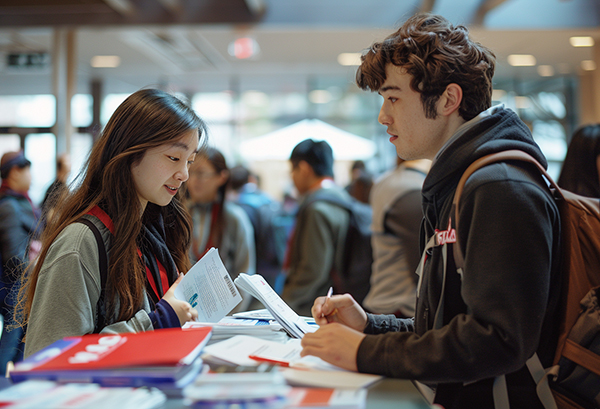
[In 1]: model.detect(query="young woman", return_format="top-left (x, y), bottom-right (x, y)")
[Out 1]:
top-left (186, 147), bottom-right (255, 311)
top-left (20, 89), bottom-right (205, 358)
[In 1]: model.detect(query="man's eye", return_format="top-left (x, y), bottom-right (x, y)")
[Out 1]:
top-left (389, 97), bottom-right (398, 103)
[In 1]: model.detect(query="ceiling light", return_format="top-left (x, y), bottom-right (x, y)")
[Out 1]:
top-left (507, 54), bottom-right (536, 67)
top-left (337, 53), bottom-right (362, 66)
top-left (90, 55), bottom-right (121, 68)
top-left (515, 96), bottom-right (531, 109)
top-left (537, 65), bottom-right (555, 77)
top-left (581, 60), bottom-right (597, 71)
top-left (309, 90), bottom-right (332, 104)
top-left (569, 36), bottom-right (595, 47)
top-left (491, 89), bottom-right (506, 101)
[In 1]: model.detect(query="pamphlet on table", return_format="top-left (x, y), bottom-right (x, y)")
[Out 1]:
top-left (234, 273), bottom-right (317, 338)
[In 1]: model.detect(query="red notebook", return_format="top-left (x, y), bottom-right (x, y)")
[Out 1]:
top-left (14, 327), bottom-right (212, 373)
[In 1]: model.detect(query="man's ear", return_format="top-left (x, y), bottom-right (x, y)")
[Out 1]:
top-left (438, 83), bottom-right (463, 116)
top-left (298, 160), bottom-right (312, 175)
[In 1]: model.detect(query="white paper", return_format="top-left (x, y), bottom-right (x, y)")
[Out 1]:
top-left (202, 336), bottom-right (382, 390)
top-left (203, 336), bottom-right (338, 370)
top-left (281, 368), bottom-right (382, 389)
top-left (174, 248), bottom-right (242, 322)
top-left (234, 274), bottom-right (316, 338)
top-left (202, 335), bottom-right (282, 367)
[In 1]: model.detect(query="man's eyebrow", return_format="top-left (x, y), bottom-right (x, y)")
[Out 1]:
top-left (378, 85), bottom-right (401, 94)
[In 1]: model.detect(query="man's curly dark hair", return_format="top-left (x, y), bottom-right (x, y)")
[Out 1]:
top-left (356, 13), bottom-right (496, 121)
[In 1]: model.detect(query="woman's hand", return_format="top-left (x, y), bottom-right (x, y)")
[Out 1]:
top-left (311, 293), bottom-right (368, 331)
top-left (162, 274), bottom-right (198, 325)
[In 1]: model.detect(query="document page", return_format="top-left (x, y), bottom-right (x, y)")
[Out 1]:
top-left (174, 248), bottom-right (242, 322)
top-left (234, 274), bottom-right (316, 338)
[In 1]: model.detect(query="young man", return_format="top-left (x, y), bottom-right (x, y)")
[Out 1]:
top-left (0, 150), bottom-right (41, 372)
top-left (281, 139), bottom-right (351, 316)
top-left (300, 13), bottom-right (561, 409)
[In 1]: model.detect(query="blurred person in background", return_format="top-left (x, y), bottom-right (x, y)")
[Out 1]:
top-left (228, 165), bottom-right (286, 289)
top-left (362, 155), bottom-right (430, 317)
top-left (0, 150), bottom-right (41, 372)
top-left (557, 124), bottom-right (600, 197)
top-left (347, 171), bottom-right (374, 204)
top-left (41, 153), bottom-right (72, 222)
top-left (186, 148), bottom-right (255, 311)
top-left (345, 160), bottom-right (366, 192)
top-left (282, 139), bottom-right (352, 316)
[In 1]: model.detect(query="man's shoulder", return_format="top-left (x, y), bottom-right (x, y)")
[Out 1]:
top-left (462, 159), bottom-right (548, 192)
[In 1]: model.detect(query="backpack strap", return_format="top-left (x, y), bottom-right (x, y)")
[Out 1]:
top-left (452, 149), bottom-right (559, 270)
top-left (301, 191), bottom-right (352, 212)
top-left (75, 218), bottom-right (108, 333)
top-left (451, 149), bottom-right (559, 409)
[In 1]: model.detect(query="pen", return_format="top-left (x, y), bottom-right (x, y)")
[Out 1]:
top-left (321, 286), bottom-right (333, 318)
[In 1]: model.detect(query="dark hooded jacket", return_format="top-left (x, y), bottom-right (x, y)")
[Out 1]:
top-left (356, 106), bottom-right (562, 409)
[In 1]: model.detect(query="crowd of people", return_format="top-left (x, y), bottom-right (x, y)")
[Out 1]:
top-left (0, 11), bottom-right (598, 409)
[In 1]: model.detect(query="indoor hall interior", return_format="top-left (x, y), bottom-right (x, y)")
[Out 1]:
top-left (0, 0), bottom-right (599, 205)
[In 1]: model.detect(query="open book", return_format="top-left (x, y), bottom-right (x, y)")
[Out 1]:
top-left (234, 274), bottom-right (316, 338)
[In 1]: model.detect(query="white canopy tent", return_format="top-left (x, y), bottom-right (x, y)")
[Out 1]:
top-left (238, 119), bottom-right (377, 200)
top-left (240, 119), bottom-right (377, 161)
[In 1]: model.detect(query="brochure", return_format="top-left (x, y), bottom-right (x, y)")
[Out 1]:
top-left (234, 274), bottom-right (316, 338)
top-left (174, 247), bottom-right (242, 322)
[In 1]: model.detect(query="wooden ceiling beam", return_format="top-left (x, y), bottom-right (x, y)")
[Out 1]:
top-left (103, 0), bottom-right (135, 16)
top-left (419, 0), bottom-right (436, 13)
top-left (473, 0), bottom-right (510, 26)
top-left (0, 0), bottom-right (265, 27)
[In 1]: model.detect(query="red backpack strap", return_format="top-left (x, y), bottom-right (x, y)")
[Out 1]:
top-left (87, 205), bottom-right (115, 234)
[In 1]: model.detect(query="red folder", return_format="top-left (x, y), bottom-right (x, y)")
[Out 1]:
top-left (12, 327), bottom-right (212, 382)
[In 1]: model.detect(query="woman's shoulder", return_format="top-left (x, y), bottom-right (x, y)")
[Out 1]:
top-left (48, 218), bottom-right (110, 262)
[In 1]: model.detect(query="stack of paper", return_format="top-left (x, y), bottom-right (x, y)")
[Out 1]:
top-left (0, 380), bottom-right (166, 409)
top-left (285, 387), bottom-right (367, 408)
top-left (234, 274), bottom-right (316, 338)
top-left (201, 335), bottom-right (382, 390)
top-left (184, 317), bottom-right (288, 343)
top-left (183, 367), bottom-right (290, 407)
top-left (10, 327), bottom-right (212, 394)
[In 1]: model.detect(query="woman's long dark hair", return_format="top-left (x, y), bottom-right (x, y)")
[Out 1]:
top-left (557, 124), bottom-right (600, 198)
top-left (19, 88), bottom-right (207, 324)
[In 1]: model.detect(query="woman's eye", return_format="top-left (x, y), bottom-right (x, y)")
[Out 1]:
top-left (168, 156), bottom-right (179, 162)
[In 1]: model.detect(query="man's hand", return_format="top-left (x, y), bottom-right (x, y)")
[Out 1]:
top-left (300, 322), bottom-right (366, 371)
top-left (312, 292), bottom-right (368, 331)
top-left (162, 274), bottom-right (198, 325)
